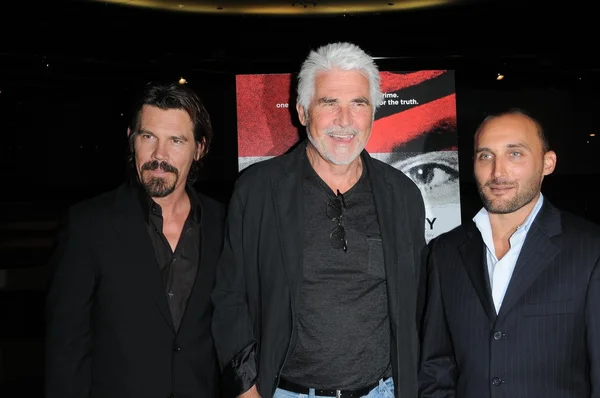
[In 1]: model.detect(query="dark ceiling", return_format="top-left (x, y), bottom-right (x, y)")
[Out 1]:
top-left (1, 0), bottom-right (596, 92)
top-left (2, 0), bottom-right (596, 64)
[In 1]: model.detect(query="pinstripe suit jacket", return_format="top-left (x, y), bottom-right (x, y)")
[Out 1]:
top-left (418, 200), bottom-right (600, 398)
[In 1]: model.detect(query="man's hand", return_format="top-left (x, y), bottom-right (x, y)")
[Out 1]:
top-left (239, 385), bottom-right (261, 398)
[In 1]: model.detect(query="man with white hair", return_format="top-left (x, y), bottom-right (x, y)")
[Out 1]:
top-left (211, 42), bottom-right (428, 398)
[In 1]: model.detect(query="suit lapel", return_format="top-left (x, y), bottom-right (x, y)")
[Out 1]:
top-left (271, 145), bottom-right (305, 312)
top-left (111, 183), bottom-right (176, 333)
top-left (459, 223), bottom-right (496, 323)
top-left (366, 154), bottom-right (408, 334)
top-left (497, 201), bottom-right (561, 321)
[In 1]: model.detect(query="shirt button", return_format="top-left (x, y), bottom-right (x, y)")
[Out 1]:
top-left (493, 331), bottom-right (503, 340)
top-left (492, 377), bottom-right (503, 386)
top-left (167, 394), bottom-right (174, 398)
top-left (172, 345), bottom-right (181, 352)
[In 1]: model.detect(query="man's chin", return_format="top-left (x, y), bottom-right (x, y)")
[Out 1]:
top-left (329, 151), bottom-right (362, 166)
top-left (148, 189), bottom-right (175, 198)
top-left (483, 198), bottom-right (517, 215)
top-left (325, 143), bottom-right (363, 162)
top-left (142, 177), bottom-right (176, 198)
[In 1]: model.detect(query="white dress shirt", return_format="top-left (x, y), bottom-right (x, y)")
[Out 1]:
top-left (473, 194), bottom-right (544, 314)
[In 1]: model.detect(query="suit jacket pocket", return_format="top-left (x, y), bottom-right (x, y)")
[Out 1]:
top-left (522, 300), bottom-right (577, 317)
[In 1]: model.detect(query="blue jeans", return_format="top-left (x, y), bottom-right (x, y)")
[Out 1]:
top-left (273, 377), bottom-right (394, 398)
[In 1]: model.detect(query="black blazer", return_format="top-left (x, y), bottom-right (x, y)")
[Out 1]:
top-left (419, 199), bottom-right (600, 398)
top-left (211, 142), bottom-right (428, 398)
top-left (45, 181), bottom-right (225, 398)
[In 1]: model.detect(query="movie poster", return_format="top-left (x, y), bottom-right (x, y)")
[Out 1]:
top-left (235, 70), bottom-right (460, 242)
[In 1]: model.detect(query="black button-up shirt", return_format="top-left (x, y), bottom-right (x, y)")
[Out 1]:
top-left (135, 178), bottom-right (202, 332)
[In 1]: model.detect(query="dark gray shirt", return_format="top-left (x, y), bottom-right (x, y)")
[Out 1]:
top-left (281, 156), bottom-right (391, 389)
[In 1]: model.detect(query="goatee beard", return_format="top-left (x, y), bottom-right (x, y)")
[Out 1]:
top-left (140, 160), bottom-right (179, 198)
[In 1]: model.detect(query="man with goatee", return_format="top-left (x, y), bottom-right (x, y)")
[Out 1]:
top-left (45, 82), bottom-right (225, 398)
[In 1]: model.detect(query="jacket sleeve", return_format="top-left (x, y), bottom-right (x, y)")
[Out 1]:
top-left (45, 208), bottom-right (97, 398)
top-left (586, 255), bottom-right (600, 397)
top-left (418, 238), bottom-right (457, 398)
top-left (211, 190), bottom-right (258, 398)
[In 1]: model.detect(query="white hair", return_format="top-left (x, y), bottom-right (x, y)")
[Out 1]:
top-left (296, 42), bottom-right (383, 117)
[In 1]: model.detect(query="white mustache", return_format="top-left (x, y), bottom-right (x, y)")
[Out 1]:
top-left (324, 127), bottom-right (359, 137)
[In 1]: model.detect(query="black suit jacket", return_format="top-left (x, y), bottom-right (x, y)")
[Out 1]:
top-left (211, 142), bottom-right (428, 398)
top-left (419, 199), bottom-right (600, 398)
top-left (45, 181), bottom-right (225, 398)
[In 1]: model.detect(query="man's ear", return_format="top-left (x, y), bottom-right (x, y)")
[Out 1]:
top-left (543, 150), bottom-right (557, 176)
top-left (194, 138), bottom-right (207, 161)
top-left (127, 127), bottom-right (133, 138)
top-left (296, 103), bottom-right (307, 126)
